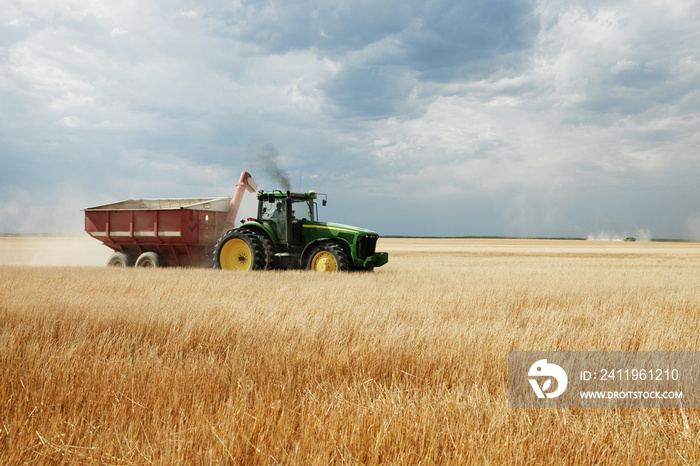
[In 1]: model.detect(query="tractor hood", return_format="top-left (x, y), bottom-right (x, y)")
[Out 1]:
top-left (302, 221), bottom-right (378, 236)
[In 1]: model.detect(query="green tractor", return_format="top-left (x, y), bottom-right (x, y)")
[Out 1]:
top-left (213, 190), bottom-right (388, 272)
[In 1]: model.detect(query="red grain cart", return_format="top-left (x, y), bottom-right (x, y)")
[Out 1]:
top-left (84, 172), bottom-right (257, 267)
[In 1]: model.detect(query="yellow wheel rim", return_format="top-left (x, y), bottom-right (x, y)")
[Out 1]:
top-left (311, 251), bottom-right (337, 272)
top-left (220, 238), bottom-right (252, 270)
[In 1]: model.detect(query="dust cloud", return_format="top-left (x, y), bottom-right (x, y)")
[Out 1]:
top-left (0, 236), bottom-right (113, 266)
top-left (586, 229), bottom-right (653, 241)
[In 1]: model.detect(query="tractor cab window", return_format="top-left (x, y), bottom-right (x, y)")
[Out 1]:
top-left (260, 199), bottom-right (285, 222)
top-left (290, 198), bottom-right (313, 222)
top-left (259, 197), bottom-right (286, 240)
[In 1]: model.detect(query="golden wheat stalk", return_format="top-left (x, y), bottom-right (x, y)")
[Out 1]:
top-left (0, 238), bottom-right (699, 463)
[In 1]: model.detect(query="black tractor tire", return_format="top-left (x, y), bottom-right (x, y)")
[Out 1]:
top-left (257, 233), bottom-right (275, 269)
top-left (213, 229), bottom-right (266, 271)
top-left (135, 252), bottom-right (163, 268)
top-left (306, 242), bottom-right (349, 272)
top-left (107, 252), bottom-right (133, 267)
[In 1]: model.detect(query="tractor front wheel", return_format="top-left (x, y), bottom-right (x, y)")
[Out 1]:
top-left (213, 229), bottom-right (266, 271)
top-left (307, 243), bottom-right (349, 272)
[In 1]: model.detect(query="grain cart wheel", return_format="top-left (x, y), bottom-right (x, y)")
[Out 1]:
top-left (213, 229), bottom-right (266, 271)
top-left (135, 252), bottom-right (163, 268)
top-left (107, 252), bottom-right (133, 267)
top-left (307, 243), bottom-right (349, 272)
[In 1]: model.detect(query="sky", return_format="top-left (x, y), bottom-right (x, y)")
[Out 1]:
top-left (1, 0), bottom-right (699, 239)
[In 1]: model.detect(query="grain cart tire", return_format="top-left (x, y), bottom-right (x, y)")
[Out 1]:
top-left (135, 252), bottom-right (163, 268)
top-left (107, 252), bottom-right (133, 267)
top-left (307, 243), bottom-right (349, 272)
top-left (213, 229), bottom-right (266, 271)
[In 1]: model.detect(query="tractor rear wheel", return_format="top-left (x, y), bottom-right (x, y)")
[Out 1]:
top-left (213, 229), bottom-right (266, 271)
top-left (307, 243), bottom-right (349, 272)
top-left (257, 233), bottom-right (275, 269)
top-left (107, 252), bottom-right (133, 267)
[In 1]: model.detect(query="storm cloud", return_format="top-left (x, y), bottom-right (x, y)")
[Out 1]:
top-left (1, 0), bottom-right (699, 238)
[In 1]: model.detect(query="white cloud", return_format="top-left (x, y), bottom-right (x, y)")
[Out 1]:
top-left (58, 116), bottom-right (81, 127)
top-left (110, 27), bottom-right (128, 37)
top-left (176, 10), bottom-right (198, 19)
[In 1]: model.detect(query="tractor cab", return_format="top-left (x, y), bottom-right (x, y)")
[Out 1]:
top-left (257, 191), bottom-right (320, 244)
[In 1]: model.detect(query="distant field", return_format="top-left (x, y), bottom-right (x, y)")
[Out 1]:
top-left (1, 237), bottom-right (700, 463)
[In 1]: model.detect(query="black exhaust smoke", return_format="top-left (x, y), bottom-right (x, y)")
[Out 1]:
top-left (258, 143), bottom-right (291, 191)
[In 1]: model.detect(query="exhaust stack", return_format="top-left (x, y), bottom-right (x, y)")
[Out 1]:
top-left (227, 171), bottom-right (257, 227)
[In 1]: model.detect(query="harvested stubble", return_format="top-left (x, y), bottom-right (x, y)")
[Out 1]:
top-left (1, 238), bottom-right (700, 464)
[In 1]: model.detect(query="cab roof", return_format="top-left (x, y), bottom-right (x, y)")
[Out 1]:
top-left (257, 190), bottom-right (317, 199)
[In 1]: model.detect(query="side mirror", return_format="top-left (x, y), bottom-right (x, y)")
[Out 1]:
top-left (322, 199), bottom-right (327, 206)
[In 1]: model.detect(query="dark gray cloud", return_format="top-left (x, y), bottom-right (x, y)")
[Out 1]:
top-left (220, 0), bottom-right (539, 114)
top-left (215, 1), bottom-right (411, 55)
top-left (321, 65), bottom-right (417, 117)
top-left (402, 0), bottom-right (539, 78)
top-left (223, 0), bottom-right (538, 66)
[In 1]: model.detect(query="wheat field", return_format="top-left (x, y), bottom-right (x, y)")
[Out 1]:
top-left (1, 237), bottom-right (700, 464)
